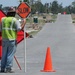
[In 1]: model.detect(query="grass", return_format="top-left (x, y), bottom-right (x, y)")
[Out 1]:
top-left (51, 14), bottom-right (57, 22)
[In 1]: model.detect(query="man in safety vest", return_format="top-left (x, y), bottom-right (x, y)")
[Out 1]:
top-left (0, 7), bottom-right (26, 73)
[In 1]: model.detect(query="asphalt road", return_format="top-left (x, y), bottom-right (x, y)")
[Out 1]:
top-left (1, 14), bottom-right (75, 75)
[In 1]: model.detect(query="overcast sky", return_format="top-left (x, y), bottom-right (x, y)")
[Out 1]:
top-left (0, 0), bottom-right (75, 7)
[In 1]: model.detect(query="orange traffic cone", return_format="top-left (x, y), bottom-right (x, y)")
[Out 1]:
top-left (41, 47), bottom-right (56, 72)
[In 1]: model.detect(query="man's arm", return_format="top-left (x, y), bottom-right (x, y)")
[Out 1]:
top-left (15, 18), bottom-right (26, 31)
top-left (21, 19), bottom-right (26, 30)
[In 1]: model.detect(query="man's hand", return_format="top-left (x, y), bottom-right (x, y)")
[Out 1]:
top-left (23, 18), bottom-right (26, 23)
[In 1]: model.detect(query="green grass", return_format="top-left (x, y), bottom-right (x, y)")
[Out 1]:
top-left (51, 14), bottom-right (57, 22)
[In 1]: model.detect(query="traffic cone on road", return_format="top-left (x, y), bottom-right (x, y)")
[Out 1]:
top-left (41, 47), bottom-right (56, 72)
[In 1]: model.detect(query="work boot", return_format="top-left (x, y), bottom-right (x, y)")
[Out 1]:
top-left (6, 69), bottom-right (14, 73)
top-left (0, 70), bottom-right (5, 73)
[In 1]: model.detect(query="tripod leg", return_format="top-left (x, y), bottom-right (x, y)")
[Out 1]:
top-left (14, 56), bottom-right (22, 70)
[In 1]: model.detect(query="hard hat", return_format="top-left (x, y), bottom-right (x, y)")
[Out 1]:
top-left (8, 7), bottom-right (16, 12)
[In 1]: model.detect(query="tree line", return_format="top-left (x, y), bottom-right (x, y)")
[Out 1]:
top-left (1, 0), bottom-right (75, 14)
top-left (23, 0), bottom-right (75, 14)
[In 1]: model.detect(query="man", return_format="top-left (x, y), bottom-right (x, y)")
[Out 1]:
top-left (0, 8), bottom-right (26, 73)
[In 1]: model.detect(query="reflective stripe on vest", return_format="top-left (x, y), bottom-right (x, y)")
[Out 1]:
top-left (2, 28), bottom-right (16, 30)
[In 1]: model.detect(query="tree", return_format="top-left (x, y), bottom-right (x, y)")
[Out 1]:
top-left (30, 0), bottom-right (35, 5)
top-left (72, 1), bottom-right (75, 7)
top-left (45, 3), bottom-right (49, 13)
top-left (31, 1), bottom-right (44, 14)
top-left (51, 0), bottom-right (59, 14)
top-left (0, 4), bottom-right (2, 9)
top-left (18, 0), bottom-right (22, 3)
top-left (62, 1), bottom-right (75, 14)
top-left (70, 1), bottom-right (75, 13)
top-left (23, 0), bottom-right (29, 3)
top-left (58, 3), bottom-right (63, 13)
top-left (35, 1), bottom-right (44, 13)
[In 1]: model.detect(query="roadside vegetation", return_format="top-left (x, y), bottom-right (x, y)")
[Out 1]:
top-left (26, 14), bottom-right (57, 37)
top-left (71, 14), bottom-right (75, 23)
